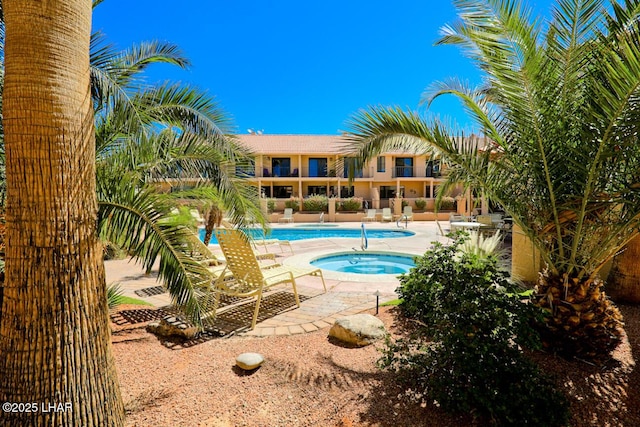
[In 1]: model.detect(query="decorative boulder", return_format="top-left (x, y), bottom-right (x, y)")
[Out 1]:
top-left (146, 316), bottom-right (199, 340)
top-left (329, 314), bottom-right (387, 346)
top-left (236, 352), bottom-right (264, 370)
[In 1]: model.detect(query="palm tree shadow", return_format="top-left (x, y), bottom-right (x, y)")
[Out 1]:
top-left (527, 303), bottom-right (640, 427)
top-left (152, 291), bottom-right (312, 349)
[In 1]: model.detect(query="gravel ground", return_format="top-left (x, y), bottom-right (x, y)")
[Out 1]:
top-left (112, 304), bottom-right (640, 427)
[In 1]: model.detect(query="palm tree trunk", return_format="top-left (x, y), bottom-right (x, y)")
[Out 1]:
top-left (535, 270), bottom-right (624, 361)
top-left (606, 235), bottom-right (640, 303)
top-left (203, 206), bottom-right (223, 245)
top-left (0, 1), bottom-right (125, 426)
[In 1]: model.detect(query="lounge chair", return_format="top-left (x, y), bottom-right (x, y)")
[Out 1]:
top-left (381, 207), bottom-right (393, 222)
top-left (208, 229), bottom-right (326, 330)
top-left (402, 206), bottom-right (413, 221)
top-left (253, 238), bottom-right (294, 254)
top-left (278, 208), bottom-right (294, 223)
top-left (362, 209), bottom-right (377, 222)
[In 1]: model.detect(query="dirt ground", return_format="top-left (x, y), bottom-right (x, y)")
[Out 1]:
top-left (111, 304), bottom-right (640, 427)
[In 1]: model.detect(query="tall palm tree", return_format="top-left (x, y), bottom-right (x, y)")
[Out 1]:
top-left (0, 2), bottom-right (265, 324)
top-left (89, 26), bottom-right (262, 230)
top-left (344, 0), bottom-right (640, 361)
top-left (0, 0), bottom-right (125, 424)
top-left (89, 33), bottom-right (264, 324)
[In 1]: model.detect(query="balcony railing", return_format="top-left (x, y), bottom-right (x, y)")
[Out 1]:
top-left (260, 167), bottom-right (297, 177)
top-left (392, 166), bottom-right (444, 178)
top-left (393, 166), bottom-right (414, 178)
top-left (257, 167), bottom-right (372, 178)
top-left (255, 166), bottom-right (445, 179)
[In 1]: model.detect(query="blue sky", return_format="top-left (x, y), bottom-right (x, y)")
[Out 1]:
top-left (92, 0), bottom-right (554, 135)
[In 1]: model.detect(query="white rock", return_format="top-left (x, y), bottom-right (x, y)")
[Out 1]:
top-left (236, 352), bottom-right (264, 370)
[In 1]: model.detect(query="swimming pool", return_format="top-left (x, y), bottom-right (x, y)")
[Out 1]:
top-left (310, 252), bottom-right (416, 275)
top-left (200, 227), bottom-right (414, 242)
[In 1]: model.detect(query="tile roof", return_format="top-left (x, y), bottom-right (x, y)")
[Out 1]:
top-left (237, 134), bottom-right (349, 154)
top-left (236, 133), bottom-right (491, 156)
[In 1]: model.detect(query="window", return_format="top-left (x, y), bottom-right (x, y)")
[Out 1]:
top-left (340, 186), bottom-right (355, 198)
top-left (235, 159), bottom-right (255, 177)
top-left (426, 185), bottom-right (439, 199)
top-left (343, 157), bottom-right (363, 178)
top-left (307, 185), bottom-right (327, 196)
top-left (308, 158), bottom-right (328, 177)
top-left (380, 186), bottom-right (395, 199)
top-left (272, 186), bottom-right (293, 198)
top-left (426, 160), bottom-right (440, 177)
top-left (272, 158), bottom-right (291, 177)
top-left (377, 156), bottom-right (385, 172)
top-left (395, 157), bottom-right (414, 177)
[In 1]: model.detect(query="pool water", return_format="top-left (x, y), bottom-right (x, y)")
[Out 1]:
top-left (200, 227), bottom-right (414, 242)
top-left (310, 252), bottom-right (416, 275)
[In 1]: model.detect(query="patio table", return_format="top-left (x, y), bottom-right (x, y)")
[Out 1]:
top-left (450, 221), bottom-right (487, 232)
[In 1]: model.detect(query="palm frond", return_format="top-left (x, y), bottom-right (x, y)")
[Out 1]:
top-left (97, 178), bottom-right (213, 326)
top-left (344, 0), bottom-right (640, 281)
top-left (131, 82), bottom-right (237, 145)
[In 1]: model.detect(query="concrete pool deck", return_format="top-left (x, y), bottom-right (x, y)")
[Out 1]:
top-left (106, 221), bottom-right (450, 337)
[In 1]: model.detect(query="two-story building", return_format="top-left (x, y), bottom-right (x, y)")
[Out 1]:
top-left (238, 134), bottom-right (463, 212)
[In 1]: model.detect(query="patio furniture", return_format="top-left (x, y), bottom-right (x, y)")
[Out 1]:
top-left (209, 229), bottom-right (326, 329)
top-left (253, 238), bottom-right (294, 254)
top-left (490, 213), bottom-right (507, 230)
top-left (476, 215), bottom-right (493, 226)
top-left (381, 208), bottom-right (393, 222)
top-left (402, 206), bottom-right (413, 221)
top-left (362, 209), bottom-right (377, 222)
top-left (278, 208), bottom-right (294, 223)
top-left (450, 221), bottom-right (486, 232)
top-left (449, 213), bottom-right (467, 222)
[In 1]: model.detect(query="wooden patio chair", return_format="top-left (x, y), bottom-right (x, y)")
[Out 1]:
top-left (207, 228), bottom-right (326, 329)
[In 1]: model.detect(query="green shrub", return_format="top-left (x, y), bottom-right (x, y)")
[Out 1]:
top-left (339, 197), bottom-right (363, 211)
top-left (414, 198), bottom-right (427, 210)
top-left (438, 196), bottom-right (455, 210)
top-left (284, 198), bottom-right (299, 211)
top-left (302, 194), bottom-right (328, 212)
top-left (267, 198), bottom-right (276, 213)
top-left (380, 233), bottom-right (569, 426)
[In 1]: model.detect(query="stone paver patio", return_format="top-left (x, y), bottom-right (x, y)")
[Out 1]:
top-left (106, 221), bottom-right (449, 336)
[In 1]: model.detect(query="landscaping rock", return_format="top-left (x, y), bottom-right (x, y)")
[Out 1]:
top-left (146, 316), bottom-right (199, 339)
top-left (329, 314), bottom-right (387, 346)
top-left (236, 352), bottom-right (264, 370)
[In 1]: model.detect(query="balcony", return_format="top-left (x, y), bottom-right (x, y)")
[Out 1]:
top-left (392, 166), bottom-right (444, 178)
top-left (260, 167), bottom-right (298, 178)
top-left (257, 167), bottom-right (373, 179)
